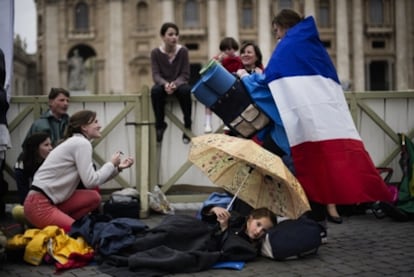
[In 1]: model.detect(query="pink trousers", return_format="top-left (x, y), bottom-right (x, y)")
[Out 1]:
top-left (24, 189), bottom-right (101, 232)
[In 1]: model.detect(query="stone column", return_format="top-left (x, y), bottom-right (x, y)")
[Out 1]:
top-left (352, 0), bottom-right (364, 91)
top-left (336, 0), bottom-right (350, 90)
top-left (44, 3), bottom-right (59, 92)
top-left (225, 0), bottom-right (239, 42)
top-left (161, 0), bottom-right (174, 23)
top-left (106, 0), bottom-right (125, 93)
top-left (258, 0), bottom-right (271, 65)
top-left (304, 0), bottom-right (316, 17)
top-left (207, 0), bottom-right (220, 58)
top-left (395, 0), bottom-right (408, 90)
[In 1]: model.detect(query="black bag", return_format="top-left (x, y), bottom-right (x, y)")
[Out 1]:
top-left (210, 79), bottom-right (270, 138)
top-left (261, 217), bottom-right (323, 260)
top-left (103, 194), bottom-right (140, 219)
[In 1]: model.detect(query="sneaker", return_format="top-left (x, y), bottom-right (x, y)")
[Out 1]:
top-left (156, 124), bottom-right (167, 143)
top-left (204, 124), bottom-right (212, 133)
top-left (182, 132), bottom-right (191, 144)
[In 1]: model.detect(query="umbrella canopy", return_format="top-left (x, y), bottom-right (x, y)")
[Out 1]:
top-left (188, 134), bottom-right (310, 219)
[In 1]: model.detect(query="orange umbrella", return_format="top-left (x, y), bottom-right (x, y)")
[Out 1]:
top-left (188, 134), bottom-right (310, 219)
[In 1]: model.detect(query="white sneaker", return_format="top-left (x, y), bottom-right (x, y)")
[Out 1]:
top-left (204, 124), bottom-right (212, 133)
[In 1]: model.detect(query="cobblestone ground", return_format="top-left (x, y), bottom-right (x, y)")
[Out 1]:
top-left (1, 208), bottom-right (414, 277)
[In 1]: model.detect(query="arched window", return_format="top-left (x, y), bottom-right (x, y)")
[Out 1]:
top-left (183, 0), bottom-right (199, 28)
top-left (241, 0), bottom-right (253, 29)
top-left (136, 1), bottom-right (149, 29)
top-left (75, 1), bottom-right (89, 31)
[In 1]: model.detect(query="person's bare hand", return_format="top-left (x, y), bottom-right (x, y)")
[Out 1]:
top-left (211, 206), bottom-right (230, 230)
top-left (118, 156), bottom-right (134, 170)
top-left (236, 69), bottom-right (249, 78)
top-left (110, 151), bottom-right (122, 167)
top-left (165, 82), bottom-right (176, 95)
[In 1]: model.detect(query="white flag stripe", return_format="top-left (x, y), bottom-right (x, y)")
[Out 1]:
top-left (268, 75), bottom-right (361, 146)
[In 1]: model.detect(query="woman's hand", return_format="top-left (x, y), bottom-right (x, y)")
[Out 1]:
top-left (165, 82), bottom-right (176, 94)
top-left (118, 156), bottom-right (134, 170)
top-left (111, 151), bottom-right (122, 167)
top-left (211, 206), bottom-right (230, 231)
top-left (236, 69), bottom-right (249, 79)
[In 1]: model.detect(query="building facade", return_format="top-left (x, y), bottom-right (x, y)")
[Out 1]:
top-left (34, 0), bottom-right (414, 95)
top-left (12, 35), bottom-right (38, 96)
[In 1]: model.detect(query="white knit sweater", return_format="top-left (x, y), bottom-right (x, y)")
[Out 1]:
top-left (32, 133), bottom-right (118, 204)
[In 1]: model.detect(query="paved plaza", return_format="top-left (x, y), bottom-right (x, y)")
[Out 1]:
top-left (1, 207), bottom-right (414, 277)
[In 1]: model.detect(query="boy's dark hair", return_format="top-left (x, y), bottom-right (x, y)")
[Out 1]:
top-left (48, 88), bottom-right (70, 100)
top-left (160, 22), bottom-right (179, 36)
top-left (272, 9), bottom-right (303, 29)
top-left (219, 37), bottom-right (239, 52)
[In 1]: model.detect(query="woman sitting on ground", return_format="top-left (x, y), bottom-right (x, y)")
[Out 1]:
top-left (23, 110), bottom-right (134, 232)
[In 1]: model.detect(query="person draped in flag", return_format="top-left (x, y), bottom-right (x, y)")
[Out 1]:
top-left (238, 9), bottom-right (392, 236)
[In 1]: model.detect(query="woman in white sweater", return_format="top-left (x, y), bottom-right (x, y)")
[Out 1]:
top-left (24, 110), bottom-right (134, 231)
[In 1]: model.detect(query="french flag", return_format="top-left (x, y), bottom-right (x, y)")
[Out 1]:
top-left (264, 16), bottom-right (392, 204)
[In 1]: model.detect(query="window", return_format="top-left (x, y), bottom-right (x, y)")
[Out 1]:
top-left (241, 0), bottom-right (253, 29)
top-left (318, 0), bottom-right (330, 28)
top-left (136, 1), bottom-right (149, 29)
top-left (75, 1), bottom-right (89, 31)
top-left (369, 0), bottom-right (383, 25)
top-left (372, 40), bottom-right (385, 49)
top-left (184, 0), bottom-right (199, 28)
top-left (368, 60), bottom-right (390, 90)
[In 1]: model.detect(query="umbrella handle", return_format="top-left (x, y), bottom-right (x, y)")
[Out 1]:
top-left (226, 167), bottom-right (253, 211)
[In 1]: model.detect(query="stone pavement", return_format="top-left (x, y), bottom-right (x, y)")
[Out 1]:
top-left (1, 207), bottom-right (414, 277)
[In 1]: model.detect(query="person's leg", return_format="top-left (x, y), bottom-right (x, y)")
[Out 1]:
top-left (151, 85), bottom-right (168, 142)
top-left (175, 84), bottom-right (192, 129)
top-left (204, 107), bottom-right (213, 133)
top-left (175, 84), bottom-right (192, 143)
top-left (326, 203), bottom-right (343, 224)
top-left (57, 189), bottom-right (101, 220)
top-left (24, 192), bottom-right (75, 231)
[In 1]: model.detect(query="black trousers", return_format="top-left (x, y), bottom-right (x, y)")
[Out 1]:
top-left (151, 84), bottom-right (192, 129)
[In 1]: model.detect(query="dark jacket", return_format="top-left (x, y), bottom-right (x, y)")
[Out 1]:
top-left (24, 110), bottom-right (69, 146)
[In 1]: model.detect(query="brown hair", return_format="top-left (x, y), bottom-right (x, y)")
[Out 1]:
top-left (219, 37), bottom-right (239, 52)
top-left (249, 207), bottom-right (277, 226)
top-left (272, 9), bottom-right (303, 30)
top-left (64, 110), bottom-right (96, 139)
top-left (48, 87), bottom-right (70, 100)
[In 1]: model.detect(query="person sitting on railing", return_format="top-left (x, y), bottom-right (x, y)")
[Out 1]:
top-left (23, 110), bottom-right (134, 232)
top-left (150, 22), bottom-right (192, 144)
